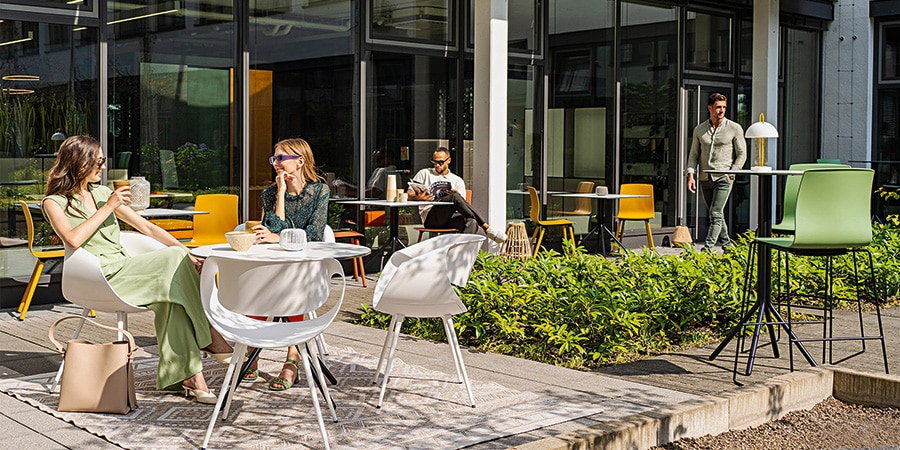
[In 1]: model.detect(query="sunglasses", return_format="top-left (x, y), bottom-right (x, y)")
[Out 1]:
top-left (95, 156), bottom-right (107, 168)
top-left (269, 154), bottom-right (300, 165)
top-left (431, 158), bottom-right (449, 166)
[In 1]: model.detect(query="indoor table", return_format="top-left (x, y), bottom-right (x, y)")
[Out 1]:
top-left (136, 208), bottom-right (208, 218)
top-left (551, 192), bottom-right (648, 255)
top-left (706, 169), bottom-right (817, 377)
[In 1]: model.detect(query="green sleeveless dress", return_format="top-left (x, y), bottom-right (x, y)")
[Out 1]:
top-left (45, 185), bottom-right (212, 391)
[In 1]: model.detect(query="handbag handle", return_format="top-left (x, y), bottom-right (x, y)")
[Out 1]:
top-left (49, 315), bottom-right (137, 359)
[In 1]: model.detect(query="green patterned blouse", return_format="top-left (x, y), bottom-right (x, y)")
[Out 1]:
top-left (260, 181), bottom-right (330, 241)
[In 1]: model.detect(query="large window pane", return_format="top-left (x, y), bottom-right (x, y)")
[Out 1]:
top-left (108, 1), bottom-right (236, 195)
top-left (549, 0), bottom-right (614, 33)
top-left (686, 11), bottom-right (732, 73)
top-left (0, 19), bottom-right (98, 279)
top-left (780, 27), bottom-right (820, 166)
top-left (249, 0), bottom-right (355, 217)
top-left (507, 65), bottom-right (533, 220)
top-left (371, 0), bottom-right (451, 43)
top-left (883, 23), bottom-right (900, 80)
top-left (620, 0), bottom-right (678, 228)
top-left (545, 0), bottom-right (615, 237)
top-left (509, 0), bottom-right (538, 53)
top-left (369, 52), bottom-right (457, 183)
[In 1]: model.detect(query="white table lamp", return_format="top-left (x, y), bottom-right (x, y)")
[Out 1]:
top-left (745, 113), bottom-right (779, 171)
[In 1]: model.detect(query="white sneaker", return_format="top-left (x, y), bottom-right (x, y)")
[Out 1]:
top-left (484, 225), bottom-right (507, 243)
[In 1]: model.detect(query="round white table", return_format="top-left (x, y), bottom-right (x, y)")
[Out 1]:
top-left (189, 241), bottom-right (371, 261)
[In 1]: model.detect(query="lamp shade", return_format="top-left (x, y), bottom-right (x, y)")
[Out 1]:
top-left (51, 131), bottom-right (67, 141)
top-left (745, 121), bottom-right (779, 138)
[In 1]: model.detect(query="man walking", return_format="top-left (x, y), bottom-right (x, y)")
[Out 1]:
top-left (686, 93), bottom-right (747, 252)
top-left (408, 147), bottom-right (507, 243)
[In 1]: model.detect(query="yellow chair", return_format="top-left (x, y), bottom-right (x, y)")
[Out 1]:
top-left (16, 201), bottom-right (65, 320)
top-left (527, 186), bottom-right (575, 256)
top-left (614, 183), bottom-right (655, 249)
top-left (182, 194), bottom-right (239, 247)
top-left (555, 181), bottom-right (594, 215)
top-left (413, 189), bottom-right (472, 242)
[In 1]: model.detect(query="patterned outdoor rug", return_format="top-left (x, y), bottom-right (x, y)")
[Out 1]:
top-left (0, 346), bottom-right (603, 449)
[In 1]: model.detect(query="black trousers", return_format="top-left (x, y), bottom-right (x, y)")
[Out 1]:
top-left (423, 192), bottom-right (485, 234)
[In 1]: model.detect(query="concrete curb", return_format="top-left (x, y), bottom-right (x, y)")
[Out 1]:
top-left (511, 366), bottom-right (900, 450)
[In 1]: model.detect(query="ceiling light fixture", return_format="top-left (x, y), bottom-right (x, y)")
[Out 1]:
top-left (108, 7), bottom-right (180, 25)
top-left (2, 74), bottom-right (40, 81)
top-left (1, 88), bottom-right (35, 95)
top-left (0, 31), bottom-right (34, 47)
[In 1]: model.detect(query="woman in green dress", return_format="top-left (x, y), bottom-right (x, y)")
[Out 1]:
top-left (245, 137), bottom-right (330, 390)
top-left (43, 135), bottom-right (233, 404)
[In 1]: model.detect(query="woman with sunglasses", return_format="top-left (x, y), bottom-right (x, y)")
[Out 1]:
top-left (251, 138), bottom-right (329, 244)
top-left (245, 137), bottom-right (330, 390)
top-left (42, 135), bottom-right (233, 404)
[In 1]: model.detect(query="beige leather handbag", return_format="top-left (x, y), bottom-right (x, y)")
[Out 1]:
top-left (49, 316), bottom-right (138, 414)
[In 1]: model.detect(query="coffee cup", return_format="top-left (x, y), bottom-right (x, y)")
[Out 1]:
top-left (398, 192), bottom-right (408, 202)
top-left (245, 220), bottom-right (262, 232)
top-left (113, 179), bottom-right (130, 190)
top-left (595, 186), bottom-right (609, 196)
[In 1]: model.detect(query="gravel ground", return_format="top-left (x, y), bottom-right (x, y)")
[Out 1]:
top-left (654, 396), bottom-right (900, 450)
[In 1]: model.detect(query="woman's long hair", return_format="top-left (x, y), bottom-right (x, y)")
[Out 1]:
top-left (274, 138), bottom-right (324, 183)
top-left (45, 135), bottom-right (101, 218)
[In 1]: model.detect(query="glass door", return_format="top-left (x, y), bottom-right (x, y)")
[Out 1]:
top-left (681, 82), bottom-right (740, 240)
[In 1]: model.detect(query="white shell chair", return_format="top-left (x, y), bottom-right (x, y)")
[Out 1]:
top-left (199, 256), bottom-right (345, 450)
top-left (49, 231), bottom-right (161, 393)
top-left (371, 233), bottom-right (485, 408)
top-left (232, 223), bottom-right (336, 356)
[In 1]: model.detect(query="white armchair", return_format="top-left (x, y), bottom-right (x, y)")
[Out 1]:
top-left (199, 256), bottom-right (345, 450)
top-left (371, 233), bottom-right (485, 408)
top-left (49, 231), bottom-right (161, 392)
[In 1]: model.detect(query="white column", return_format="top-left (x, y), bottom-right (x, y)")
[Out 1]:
top-left (473, 0), bottom-right (508, 248)
top-left (749, 0), bottom-right (779, 230)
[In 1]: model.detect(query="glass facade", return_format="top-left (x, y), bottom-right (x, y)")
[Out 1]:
top-left (875, 21), bottom-right (900, 219)
top-left (7, 0), bottom-right (891, 292)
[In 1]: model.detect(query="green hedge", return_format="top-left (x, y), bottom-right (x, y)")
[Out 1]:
top-left (357, 225), bottom-right (900, 370)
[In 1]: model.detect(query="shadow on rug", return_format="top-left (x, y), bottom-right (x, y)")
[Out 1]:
top-left (0, 346), bottom-right (602, 449)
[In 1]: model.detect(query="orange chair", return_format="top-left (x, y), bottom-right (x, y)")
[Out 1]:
top-left (16, 201), bottom-right (65, 320)
top-left (413, 189), bottom-right (472, 242)
top-left (527, 186), bottom-right (575, 255)
top-left (614, 183), bottom-right (655, 249)
top-left (331, 230), bottom-right (367, 287)
top-left (182, 194), bottom-right (239, 247)
top-left (149, 217), bottom-right (194, 239)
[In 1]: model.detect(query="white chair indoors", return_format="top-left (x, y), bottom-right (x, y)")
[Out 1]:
top-left (371, 233), bottom-right (485, 409)
top-left (199, 256), bottom-right (345, 450)
top-left (49, 231), bottom-right (160, 393)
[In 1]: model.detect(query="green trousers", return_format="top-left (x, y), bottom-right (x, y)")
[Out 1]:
top-left (699, 176), bottom-right (733, 248)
